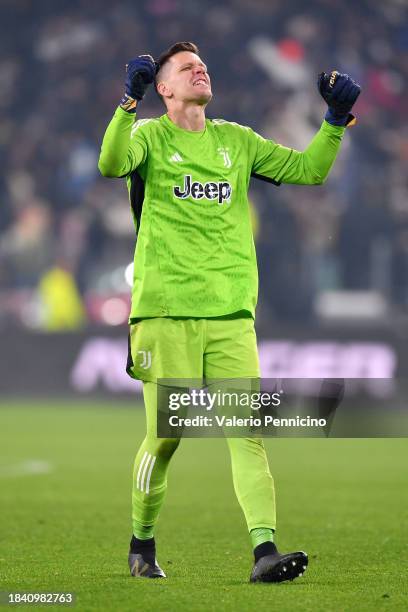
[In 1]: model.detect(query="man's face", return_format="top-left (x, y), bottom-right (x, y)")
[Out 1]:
top-left (157, 51), bottom-right (212, 105)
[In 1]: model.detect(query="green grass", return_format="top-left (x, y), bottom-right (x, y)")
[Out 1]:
top-left (1, 401), bottom-right (407, 611)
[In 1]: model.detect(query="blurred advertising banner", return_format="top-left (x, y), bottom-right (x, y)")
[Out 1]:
top-left (0, 325), bottom-right (405, 401)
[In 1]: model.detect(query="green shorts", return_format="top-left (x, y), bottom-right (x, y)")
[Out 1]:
top-left (126, 317), bottom-right (260, 383)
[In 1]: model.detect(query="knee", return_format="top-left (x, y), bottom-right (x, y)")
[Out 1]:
top-left (152, 437), bottom-right (181, 459)
top-left (227, 436), bottom-right (265, 455)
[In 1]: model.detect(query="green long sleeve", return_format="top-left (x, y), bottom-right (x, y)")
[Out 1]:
top-left (251, 120), bottom-right (346, 185)
top-left (98, 107), bottom-right (147, 178)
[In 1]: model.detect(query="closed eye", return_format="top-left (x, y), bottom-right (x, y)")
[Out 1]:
top-left (179, 63), bottom-right (207, 72)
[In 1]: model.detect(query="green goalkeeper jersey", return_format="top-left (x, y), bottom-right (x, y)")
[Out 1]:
top-left (98, 107), bottom-right (346, 320)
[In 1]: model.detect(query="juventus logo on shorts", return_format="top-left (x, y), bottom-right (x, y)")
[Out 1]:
top-left (138, 350), bottom-right (152, 369)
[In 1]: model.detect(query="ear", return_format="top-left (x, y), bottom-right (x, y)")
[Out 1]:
top-left (157, 80), bottom-right (172, 98)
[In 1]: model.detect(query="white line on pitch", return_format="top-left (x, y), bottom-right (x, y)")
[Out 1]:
top-left (0, 460), bottom-right (54, 477)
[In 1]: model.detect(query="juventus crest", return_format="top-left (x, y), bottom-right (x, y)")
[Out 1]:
top-left (217, 147), bottom-right (232, 168)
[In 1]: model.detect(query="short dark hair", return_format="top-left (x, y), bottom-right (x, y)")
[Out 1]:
top-left (154, 41), bottom-right (199, 97)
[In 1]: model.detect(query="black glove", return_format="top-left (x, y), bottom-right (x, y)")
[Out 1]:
top-left (318, 71), bottom-right (361, 126)
top-left (120, 55), bottom-right (157, 113)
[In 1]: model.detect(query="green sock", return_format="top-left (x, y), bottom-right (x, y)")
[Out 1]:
top-left (133, 522), bottom-right (154, 540)
top-left (250, 527), bottom-right (274, 549)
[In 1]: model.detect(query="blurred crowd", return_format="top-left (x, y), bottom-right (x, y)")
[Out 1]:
top-left (0, 0), bottom-right (407, 329)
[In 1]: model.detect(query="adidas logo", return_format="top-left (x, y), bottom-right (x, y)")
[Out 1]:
top-left (170, 152), bottom-right (183, 162)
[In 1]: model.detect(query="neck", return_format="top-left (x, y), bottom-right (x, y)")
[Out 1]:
top-left (166, 102), bottom-right (206, 132)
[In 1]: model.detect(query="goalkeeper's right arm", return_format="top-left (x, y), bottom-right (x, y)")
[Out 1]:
top-left (98, 107), bottom-right (145, 177)
top-left (98, 55), bottom-right (156, 178)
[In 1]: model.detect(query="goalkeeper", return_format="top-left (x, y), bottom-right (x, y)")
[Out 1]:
top-left (98, 42), bottom-right (360, 583)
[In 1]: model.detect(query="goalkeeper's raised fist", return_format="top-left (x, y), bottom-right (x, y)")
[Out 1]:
top-left (120, 55), bottom-right (157, 113)
top-left (318, 71), bottom-right (361, 127)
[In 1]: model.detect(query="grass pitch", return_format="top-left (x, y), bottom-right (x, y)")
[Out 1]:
top-left (1, 401), bottom-right (407, 611)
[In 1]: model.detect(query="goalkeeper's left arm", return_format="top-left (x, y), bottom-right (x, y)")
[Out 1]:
top-left (250, 71), bottom-right (361, 185)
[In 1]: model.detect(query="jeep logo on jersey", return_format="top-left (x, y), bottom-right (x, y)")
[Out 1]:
top-left (173, 175), bottom-right (232, 205)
